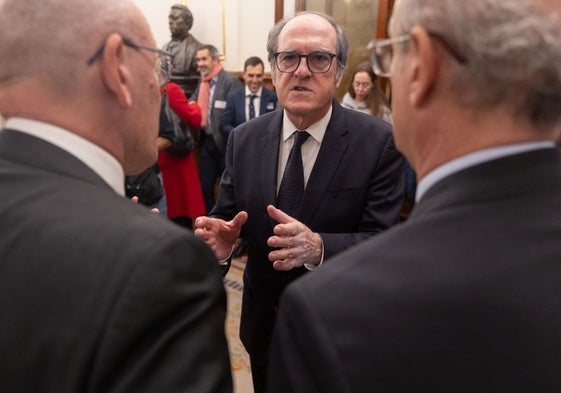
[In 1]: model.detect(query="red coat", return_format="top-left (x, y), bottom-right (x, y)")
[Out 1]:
top-left (158, 83), bottom-right (206, 219)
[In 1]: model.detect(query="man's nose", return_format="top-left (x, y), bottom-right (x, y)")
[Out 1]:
top-left (294, 58), bottom-right (312, 75)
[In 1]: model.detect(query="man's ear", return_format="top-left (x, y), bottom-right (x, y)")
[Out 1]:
top-left (100, 34), bottom-right (133, 108)
top-left (408, 26), bottom-right (438, 108)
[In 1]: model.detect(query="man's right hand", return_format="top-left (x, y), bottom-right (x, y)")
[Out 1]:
top-left (194, 211), bottom-right (248, 260)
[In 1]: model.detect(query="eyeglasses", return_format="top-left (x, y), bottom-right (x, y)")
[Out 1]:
top-left (274, 51), bottom-right (337, 74)
top-left (353, 81), bottom-right (372, 90)
top-left (368, 32), bottom-right (467, 77)
top-left (87, 38), bottom-right (175, 83)
top-left (367, 33), bottom-right (411, 77)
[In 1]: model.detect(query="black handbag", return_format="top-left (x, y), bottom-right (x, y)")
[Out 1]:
top-left (162, 94), bottom-right (195, 156)
top-left (125, 166), bottom-right (164, 206)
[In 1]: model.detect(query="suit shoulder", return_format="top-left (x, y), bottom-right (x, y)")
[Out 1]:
top-left (339, 105), bottom-right (393, 136)
top-left (230, 110), bottom-right (279, 137)
top-left (226, 87), bottom-right (244, 101)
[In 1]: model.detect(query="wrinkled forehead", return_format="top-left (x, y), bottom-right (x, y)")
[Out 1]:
top-left (279, 14), bottom-right (337, 50)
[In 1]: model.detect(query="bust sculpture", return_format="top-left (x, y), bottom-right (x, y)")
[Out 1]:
top-left (162, 4), bottom-right (202, 96)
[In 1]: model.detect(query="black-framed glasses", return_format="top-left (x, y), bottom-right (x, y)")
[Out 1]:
top-left (368, 31), bottom-right (467, 77)
top-left (87, 38), bottom-right (174, 82)
top-left (274, 51), bottom-right (337, 74)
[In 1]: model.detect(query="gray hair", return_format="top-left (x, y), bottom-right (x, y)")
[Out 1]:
top-left (266, 11), bottom-right (349, 82)
top-left (198, 44), bottom-right (221, 60)
top-left (392, 0), bottom-right (561, 131)
top-left (0, 0), bottom-right (145, 94)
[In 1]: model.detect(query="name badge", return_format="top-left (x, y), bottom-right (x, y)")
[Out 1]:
top-left (266, 102), bottom-right (276, 110)
top-left (214, 100), bottom-right (227, 109)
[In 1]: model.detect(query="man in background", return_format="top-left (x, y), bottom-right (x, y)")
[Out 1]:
top-left (268, 0), bottom-right (561, 391)
top-left (0, 0), bottom-right (232, 391)
top-left (220, 56), bottom-right (278, 137)
top-left (194, 12), bottom-right (405, 392)
top-left (192, 44), bottom-right (242, 212)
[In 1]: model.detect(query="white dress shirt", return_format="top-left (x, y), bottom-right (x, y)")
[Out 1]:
top-left (245, 86), bottom-right (263, 121)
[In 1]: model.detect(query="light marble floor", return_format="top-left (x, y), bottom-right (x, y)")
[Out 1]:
top-left (224, 258), bottom-right (254, 393)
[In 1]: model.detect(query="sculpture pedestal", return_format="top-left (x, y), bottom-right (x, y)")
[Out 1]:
top-left (171, 73), bottom-right (200, 99)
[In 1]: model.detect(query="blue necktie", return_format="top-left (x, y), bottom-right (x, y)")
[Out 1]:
top-left (248, 94), bottom-right (256, 120)
top-left (276, 131), bottom-right (310, 218)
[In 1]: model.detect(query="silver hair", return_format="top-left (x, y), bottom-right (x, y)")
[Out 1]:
top-left (198, 44), bottom-right (221, 60)
top-left (392, 0), bottom-right (561, 130)
top-left (266, 11), bottom-right (349, 82)
top-left (0, 0), bottom-right (144, 94)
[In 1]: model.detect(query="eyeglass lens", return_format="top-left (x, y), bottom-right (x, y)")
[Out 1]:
top-left (276, 51), bottom-right (334, 73)
top-left (354, 82), bottom-right (371, 89)
top-left (371, 45), bottom-right (393, 76)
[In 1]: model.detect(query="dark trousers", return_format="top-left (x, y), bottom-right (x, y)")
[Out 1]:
top-left (250, 356), bottom-right (267, 393)
top-left (199, 133), bottom-right (224, 213)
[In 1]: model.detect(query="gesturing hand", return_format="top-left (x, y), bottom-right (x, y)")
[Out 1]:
top-left (194, 211), bottom-right (248, 260)
top-left (266, 205), bottom-right (323, 271)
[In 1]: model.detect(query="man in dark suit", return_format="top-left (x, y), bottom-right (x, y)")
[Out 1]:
top-left (220, 56), bottom-right (278, 138)
top-left (268, 0), bottom-right (561, 392)
top-left (192, 44), bottom-right (243, 212)
top-left (194, 11), bottom-right (405, 393)
top-left (0, 0), bottom-right (232, 392)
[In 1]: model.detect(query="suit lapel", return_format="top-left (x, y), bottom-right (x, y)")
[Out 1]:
top-left (234, 89), bottom-right (242, 124)
top-left (259, 89), bottom-right (272, 114)
top-left (300, 102), bottom-right (349, 224)
top-left (260, 111), bottom-right (284, 227)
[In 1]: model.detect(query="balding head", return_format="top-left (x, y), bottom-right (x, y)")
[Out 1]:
top-left (0, 0), bottom-right (149, 94)
top-left (391, 0), bottom-right (561, 131)
top-left (0, 0), bottom-right (162, 175)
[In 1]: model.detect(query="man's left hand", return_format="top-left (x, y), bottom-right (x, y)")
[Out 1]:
top-left (266, 205), bottom-right (323, 270)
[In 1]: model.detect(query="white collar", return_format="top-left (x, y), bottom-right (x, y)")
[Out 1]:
top-left (282, 106), bottom-right (332, 145)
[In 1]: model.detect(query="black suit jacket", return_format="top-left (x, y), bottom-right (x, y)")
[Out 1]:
top-left (211, 101), bottom-right (405, 362)
top-left (269, 148), bottom-right (561, 392)
top-left (220, 86), bottom-right (278, 136)
top-left (0, 129), bottom-right (232, 393)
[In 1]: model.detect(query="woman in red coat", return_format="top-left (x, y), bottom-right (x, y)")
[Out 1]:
top-left (159, 82), bottom-right (206, 229)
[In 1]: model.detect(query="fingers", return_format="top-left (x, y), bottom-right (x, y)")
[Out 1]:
top-left (267, 204), bottom-right (296, 224)
top-left (193, 216), bottom-right (216, 241)
top-left (193, 215), bottom-right (211, 230)
top-left (231, 211), bottom-right (249, 229)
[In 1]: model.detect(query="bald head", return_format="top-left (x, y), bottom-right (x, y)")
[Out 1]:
top-left (0, 0), bottom-right (149, 94)
top-left (0, 0), bottom-right (162, 175)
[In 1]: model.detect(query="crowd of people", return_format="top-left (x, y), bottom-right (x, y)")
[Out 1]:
top-left (0, 0), bottom-right (560, 392)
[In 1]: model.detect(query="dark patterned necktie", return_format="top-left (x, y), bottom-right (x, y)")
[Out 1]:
top-left (276, 131), bottom-right (310, 217)
top-left (248, 94), bottom-right (256, 120)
